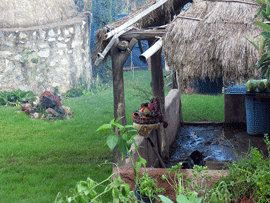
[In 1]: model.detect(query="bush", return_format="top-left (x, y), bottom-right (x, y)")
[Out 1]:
top-left (0, 89), bottom-right (36, 105)
top-left (205, 134), bottom-right (270, 203)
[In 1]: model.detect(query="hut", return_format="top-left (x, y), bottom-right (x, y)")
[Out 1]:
top-left (0, 0), bottom-right (92, 95)
top-left (93, 0), bottom-right (263, 166)
top-left (163, 0), bottom-right (262, 88)
top-left (93, 0), bottom-right (191, 165)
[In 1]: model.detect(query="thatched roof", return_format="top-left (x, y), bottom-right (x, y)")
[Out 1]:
top-left (163, 0), bottom-right (263, 83)
top-left (0, 0), bottom-right (78, 28)
top-left (93, 0), bottom-right (191, 63)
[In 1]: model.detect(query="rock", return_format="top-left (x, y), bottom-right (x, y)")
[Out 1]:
top-left (25, 108), bottom-right (34, 115)
top-left (43, 96), bottom-right (57, 108)
top-left (21, 101), bottom-right (31, 111)
top-left (32, 112), bottom-right (39, 119)
top-left (62, 106), bottom-right (72, 114)
top-left (55, 106), bottom-right (65, 115)
top-left (40, 114), bottom-right (45, 119)
top-left (46, 108), bottom-right (58, 117)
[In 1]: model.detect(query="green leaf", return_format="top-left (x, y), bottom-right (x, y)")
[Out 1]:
top-left (112, 188), bottom-right (120, 199)
top-left (124, 125), bottom-right (135, 129)
top-left (261, 31), bottom-right (270, 40)
top-left (267, 3), bottom-right (270, 15)
top-left (107, 134), bottom-right (119, 150)
top-left (115, 116), bottom-right (124, 123)
top-left (121, 184), bottom-right (130, 197)
top-left (260, 10), bottom-right (270, 20)
top-left (96, 124), bottom-right (111, 131)
top-left (135, 157), bottom-right (147, 172)
top-left (176, 194), bottom-right (189, 202)
top-left (246, 37), bottom-right (260, 51)
top-left (122, 133), bottom-right (128, 140)
top-left (158, 195), bottom-right (174, 203)
top-left (254, 21), bottom-right (270, 31)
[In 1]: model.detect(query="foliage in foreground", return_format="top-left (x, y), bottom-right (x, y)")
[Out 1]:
top-left (205, 134), bottom-right (270, 203)
top-left (0, 89), bottom-right (36, 105)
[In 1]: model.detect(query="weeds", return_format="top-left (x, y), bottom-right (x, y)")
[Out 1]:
top-left (205, 134), bottom-right (270, 202)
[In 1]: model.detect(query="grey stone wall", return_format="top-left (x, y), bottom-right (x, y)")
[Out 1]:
top-left (0, 13), bottom-right (92, 95)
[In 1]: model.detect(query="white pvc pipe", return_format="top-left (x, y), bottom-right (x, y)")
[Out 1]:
top-left (139, 38), bottom-right (163, 63)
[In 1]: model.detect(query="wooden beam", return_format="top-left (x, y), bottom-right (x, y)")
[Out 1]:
top-left (120, 29), bottom-right (165, 41)
top-left (105, 0), bottom-right (168, 39)
top-left (94, 26), bottom-right (134, 66)
top-left (111, 38), bottom-right (138, 166)
top-left (203, 0), bottom-right (258, 5)
top-left (138, 40), bottom-right (144, 54)
top-left (176, 16), bottom-right (202, 21)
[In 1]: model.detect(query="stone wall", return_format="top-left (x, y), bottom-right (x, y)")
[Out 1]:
top-left (0, 13), bottom-right (92, 95)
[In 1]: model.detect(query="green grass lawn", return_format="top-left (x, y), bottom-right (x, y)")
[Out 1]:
top-left (0, 70), bottom-right (224, 202)
top-left (181, 94), bottom-right (224, 122)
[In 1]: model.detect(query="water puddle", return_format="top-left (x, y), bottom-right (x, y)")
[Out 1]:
top-left (168, 125), bottom-right (236, 168)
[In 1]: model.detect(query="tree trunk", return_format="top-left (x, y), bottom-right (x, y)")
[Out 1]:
top-left (111, 38), bottom-right (138, 166)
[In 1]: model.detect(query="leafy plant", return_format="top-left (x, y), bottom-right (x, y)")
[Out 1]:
top-left (160, 163), bottom-right (211, 203)
top-left (0, 90), bottom-right (36, 106)
top-left (54, 172), bottom-right (136, 203)
top-left (136, 172), bottom-right (164, 202)
top-left (96, 117), bottom-right (146, 184)
top-left (63, 87), bottom-right (84, 98)
top-left (205, 134), bottom-right (270, 203)
top-left (247, 0), bottom-right (270, 79)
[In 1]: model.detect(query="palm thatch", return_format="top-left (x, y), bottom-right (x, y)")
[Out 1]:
top-left (0, 0), bottom-right (78, 28)
top-left (163, 0), bottom-right (263, 84)
top-left (93, 0), bottom-right (190, 63)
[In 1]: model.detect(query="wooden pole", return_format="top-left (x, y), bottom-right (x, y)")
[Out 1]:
top-left (176, 69), bottom-right (184, 125)
top-left (111, 38), bottom-right (138, 166)
top-left (148, 39), bottom-right (168, 158)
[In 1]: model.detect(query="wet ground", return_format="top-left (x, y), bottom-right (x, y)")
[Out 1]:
top-left (168, 124), bottom-right (269, 169)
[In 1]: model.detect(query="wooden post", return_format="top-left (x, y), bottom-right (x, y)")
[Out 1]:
top-left (172, 71), bottom-right (178, 89)
top-left (111, 38), bottom-right (138, 166)
top-left (176, 69), bottom-right (184, 125)
top-left (148, 39), bottom-right (168, 159)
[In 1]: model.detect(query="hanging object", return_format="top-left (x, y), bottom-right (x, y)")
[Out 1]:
top-left (132, 97), bottom-right (168, 137)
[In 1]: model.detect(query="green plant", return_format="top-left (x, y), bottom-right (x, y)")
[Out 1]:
top-left (96, 117), bottom-right (146, 184)
top-left (247, 0), bottom-right (270, 79)
top-left (204, 181), bottom-right (232, 203)
top-left (63, 87), bottom-right (84, 98)
top-left (54, 172), bottom-right (136, 203)
top-left (205, 134), bottom-right (270, 203)
top-left (136, 172), bottom-right (164, 202)
top-left (0, 90), bottom-right (37, 106)
top-left (160, 163), bottom-right (211, 203)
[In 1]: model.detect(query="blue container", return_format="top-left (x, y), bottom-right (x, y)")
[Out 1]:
top-left (245, 95), bottom-right (270, 135)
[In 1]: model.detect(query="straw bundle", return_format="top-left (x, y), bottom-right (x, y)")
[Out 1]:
top-left (164, 0), bottom-right (263, 83)
top-left (0, 0), bottom-right (78, 28)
